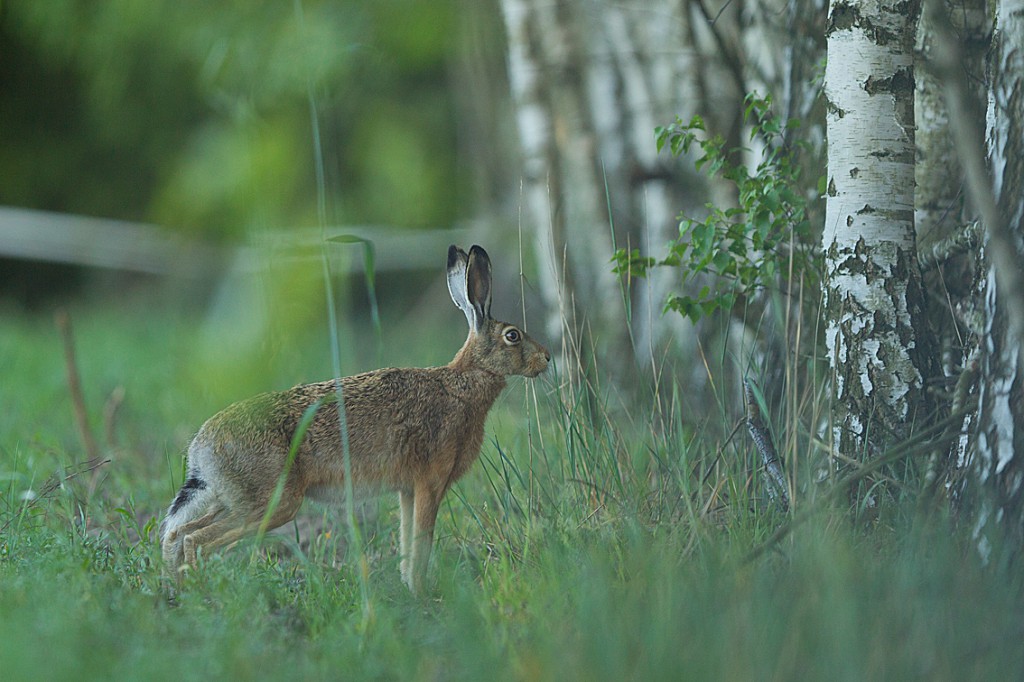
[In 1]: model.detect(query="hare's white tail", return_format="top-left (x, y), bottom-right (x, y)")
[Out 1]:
top-left (160, 451), bottom-right (220, 572)
top-left (159, 472), bottom-right (211, 540)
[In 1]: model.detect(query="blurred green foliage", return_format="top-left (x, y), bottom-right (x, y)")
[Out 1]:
top-left (0, 0), bottom-right (463, 239)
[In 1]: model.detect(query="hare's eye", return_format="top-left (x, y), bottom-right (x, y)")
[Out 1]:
top-left (504, 328), bottom-right (521, 345)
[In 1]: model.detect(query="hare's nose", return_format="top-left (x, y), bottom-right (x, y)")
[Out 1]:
top-left (544, 349), bottom-right (551, 362)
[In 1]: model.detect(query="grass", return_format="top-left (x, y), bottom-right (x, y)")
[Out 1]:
top-left (1, 286), bottom-right (1023, 681)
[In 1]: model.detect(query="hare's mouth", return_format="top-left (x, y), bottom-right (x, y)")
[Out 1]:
top-left (525, 360), bottom-right (549, 378)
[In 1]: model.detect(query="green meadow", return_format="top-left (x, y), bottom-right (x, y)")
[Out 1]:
top-left (1, 284), bottom-right (1022, 681)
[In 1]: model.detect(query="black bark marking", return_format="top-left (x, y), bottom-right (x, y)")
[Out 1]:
top-left (827, 1), bottom-right (918, 44)
top-left (863, 67), bottom-right (914, 96)
top-left (828, 3), bottom-right (860, 33)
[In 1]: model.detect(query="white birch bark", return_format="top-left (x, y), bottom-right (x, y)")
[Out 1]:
top-left (823, 0), bottom-right (933, 464)
top-left (501, 0), bottom-right (570, 347)
top-left (973, 0), bottom-right (1024, 557)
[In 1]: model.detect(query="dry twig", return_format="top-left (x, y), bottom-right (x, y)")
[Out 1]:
top-left (0, 458), bottom-right (110, 535)
top-left (55, 309), bottom-right (100, 461)
top-left (744, 379), bottom-right (790, 512)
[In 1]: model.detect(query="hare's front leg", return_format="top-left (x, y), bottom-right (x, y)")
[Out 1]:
top-left (409, 481), bottom-right (444, 595)
top-left (398, 489), bottom-right (414, 588)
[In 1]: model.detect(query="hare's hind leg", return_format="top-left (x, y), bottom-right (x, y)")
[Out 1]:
top-left (160, 501), bottom-right (223, 569)
top-left (162, 498), bottom-right (223, 576)
top-left (181, 493), bottom-right (305, 568)
top-left (181, 508), bottom-right (255, 567)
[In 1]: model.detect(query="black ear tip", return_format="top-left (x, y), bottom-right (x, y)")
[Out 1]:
top-left (469, 244), bottom-right (491, 263)
top-left (447, 244), bottom-right (461, 268)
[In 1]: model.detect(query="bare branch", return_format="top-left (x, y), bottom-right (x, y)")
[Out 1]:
top-left (55, 310), bottom-right (100, 462)
top-left (744, 379), bottom-right (790, 512)
top-left (688, 0), bottom-right (746, 100)
top-left (919, 220), bottom-right (983, 271)
top-left (0, 458), bottom-right (110, 535)
top-left (103, 386), bottom-right (126, 450)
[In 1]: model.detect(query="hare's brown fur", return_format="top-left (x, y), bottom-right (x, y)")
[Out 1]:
top-left (160, 245), bottom-right (549, 593)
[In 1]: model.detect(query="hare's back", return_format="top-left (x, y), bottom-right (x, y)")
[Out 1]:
top-left (302, 368), bottom-right (475, 484)
top-left (189, 368), bottom-right (473, 494)
top-left (182, 389), bottom-right (312, 502)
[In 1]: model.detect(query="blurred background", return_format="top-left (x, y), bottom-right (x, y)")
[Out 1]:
top-left (0, 0), bottom-right (825, 439)
top-left (0, 0), bottom-right (511, 296)
top-left (0, 0), bottom-right (524, 478)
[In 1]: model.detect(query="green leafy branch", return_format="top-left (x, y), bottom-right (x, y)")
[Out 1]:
top-left (613, 94), bottom-right (820, 323)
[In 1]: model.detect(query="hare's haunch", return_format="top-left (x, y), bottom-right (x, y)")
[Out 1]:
top-left (160, 245), bottom-right (550, 594)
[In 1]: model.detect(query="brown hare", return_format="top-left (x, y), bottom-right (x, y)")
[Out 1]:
top-left (160, 244), bottom-right (550, 594)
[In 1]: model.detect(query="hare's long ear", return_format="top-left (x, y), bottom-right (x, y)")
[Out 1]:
top-left (466, 245), bottom-right (492, 330)
top-left (447, 245), bottom-right (475, 328)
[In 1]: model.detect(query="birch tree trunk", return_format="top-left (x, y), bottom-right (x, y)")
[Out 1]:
top-left (823, 0), bottom-right (935, 474)
top-left (500, 0), bottom-right (701, 381)
top-left (972, 0), bottom-right (1024, 558)
top-left (915, 0), bottom-right (989, 492)
top-left (915, 0), bottom-right (987, 252)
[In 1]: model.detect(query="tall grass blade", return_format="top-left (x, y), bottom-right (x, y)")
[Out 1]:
top-left (295, 0), bottom-right (372, 626)
top-left (326, 234), bottom-right (384, 364)
top-left (256, 396), bottom-right (331, 539)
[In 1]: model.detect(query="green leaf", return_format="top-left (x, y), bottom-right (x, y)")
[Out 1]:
top-left (712, 250), bottom-right (732, 273)
top-left (655, 126), bottom-right (668, 153)
top-left (701, 299), bottom-right (720, 317)
top-left (327, 234), bottom-right (382, 358)
top-left (673, 297), bottom-right (701, 324)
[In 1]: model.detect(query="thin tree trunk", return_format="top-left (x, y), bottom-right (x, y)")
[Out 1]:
top-left (915, 0), bottom-right (989, 493)
top-left (972, 0), bottom-right (1024, 558)
top-left (500, 0), bottom-right (701, 383)
top-left (915, 0), bottom-right (987, 251)
top-left (823, 0), bottom-right (934, 479)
